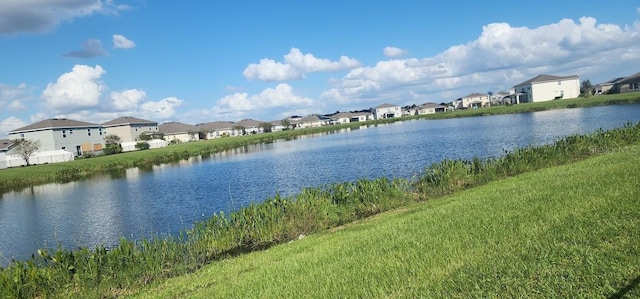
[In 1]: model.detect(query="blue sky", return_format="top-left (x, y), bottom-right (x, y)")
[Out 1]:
top-left (1, 0), bottom-right (640, 137)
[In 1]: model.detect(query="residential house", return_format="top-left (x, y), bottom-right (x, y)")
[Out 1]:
top-left (329, 111), bottom-right (373, 124)
top-left (373, 103), bottom-right (401, 119)
top-left (593, 77), bottom-right (624, 95)
top-left (0, 139), bottom-right (13, 169)
top-left (402, 105), bottom-right (419, 116)
top-left (454, 93), bottom-right (490, 109)
top-left (102, 116), bottom-right (158, 143)
top-left (196, 121), bottom-right (238, 139)
top-left (235, 119), bottom-right (265, 135)
top-left (297, 115), bottom-right (332, 128)
top-left (511, 74), bottom-right (580, 103)
top-left (610, 72), bottom-right (640, 94)
top-left (491, 91), bottom-right (510, 105)
top-left (417, 102), bottom-right (446, 114)
top-left (159, 122), bottom-right (200, 143)
top-left (8, 118), bottom-right (105, 157)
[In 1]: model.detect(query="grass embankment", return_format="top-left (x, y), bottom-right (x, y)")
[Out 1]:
top-left (1, 92), bottom-right (639, 193)
top-left (1, 122), bottom-right (639, 298)
top-left (136, 142), bottom-right (640, 298)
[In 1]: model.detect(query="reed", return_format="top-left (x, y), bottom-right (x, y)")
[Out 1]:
top-left (1, 121), bottom-right (639, 298)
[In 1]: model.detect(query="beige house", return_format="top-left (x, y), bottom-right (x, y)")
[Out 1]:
top-left (373, 103), bottom-right (401, 119)
top-left (8, 118), bottom-right (105, 157)
top-left (512, 74), bottom-right (580, 103)
top-left (103, 116), bottom-right (158, 143)
top-left (329, 111), bottom-right (374, 124)
top-left (196, 121), bottom-right (238, 139)
top-left (454, 93), bottom-right (489, 109)
top-left (297, 115), bottom-right (332, 128)
top-left (417, 103), bottom-right (446, 114)
top-left (159, 122), bottom-right (200, 143)
top-left (235, 119), bottom-right (265, 134)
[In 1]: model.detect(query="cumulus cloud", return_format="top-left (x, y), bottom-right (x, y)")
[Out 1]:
top-left (0, 83), bottom-right (29, 111)
top-left (209, 84), bottom-right (314, 119)
top-left (0, 116), bottom-right (27, 136)
top-left (41, 65), bottom-right (106, 112)
top-left (322, 17), bottom-right (640, 106)
top-left (139, 97), bottom-right (184, 119)
top-left (0, 0), bottom-right (129, 35)
top-left (113, 34), bottom-right (135, 49)
top-left (383, 46), bottom-right (408, 58)
top-left (110, 89), bottom-right (146, 110)
top-left (63, 39), bottom-right (109, 58)
top-left (243, 48), bottom-right (361, 81)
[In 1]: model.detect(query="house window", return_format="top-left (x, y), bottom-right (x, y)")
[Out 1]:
top-left (631, 83), bottom-right (639, 90)
top-left (62, 130), bottom-right (66, 138)
top-left (69, 129), bottom-right (73, 134)
top-left (20, 133), bottom-right (24, 138)
top-left (558, 81), bottom-right (562, 85)
top-left (87, 129), bottom-right (91, 136)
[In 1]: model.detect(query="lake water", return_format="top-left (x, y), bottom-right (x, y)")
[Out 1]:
top-left (2, 104), bottom-right (640, 265)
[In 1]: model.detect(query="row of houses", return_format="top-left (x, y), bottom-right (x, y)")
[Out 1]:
top-left (451, 72), bottom-right (640, 110)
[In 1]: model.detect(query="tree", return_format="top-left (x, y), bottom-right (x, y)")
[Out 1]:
top-left (135, 141), bottom-right (150, 150)
top-left (12, 139), bottom-right (40, 166)
top-left (581, 79), bottom-right (593, 98)
top-left (259, 122), bottom-right (273, 133)
top-left (103, 134), bottom-right (122, 155)
top-left (281, 119), bottom-right (292, 130)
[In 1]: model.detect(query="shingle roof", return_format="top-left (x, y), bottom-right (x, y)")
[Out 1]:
top-left (419, 102), bottom-right (445, 109)
top-left (235, 119), bottom-right (263, 128)
top-left (375, 103), bottom-right (398, 109)
top-left (103, 116), bottom-right (157, 127)
top-left (195, 121), bottom-right (235, 131)
top-left (514, 74), bottom-right (579, 87)
top-left (616, 72), bottom-right (640, 84)
top-left (299, 115), bottom-right (331, 123)
top-left (8, 118), bottom-right (101, 134)
top-left (461, 93), bottom-right (488, 99)
top-left (158, 122), bottom-right (197, 134)
top-left (330, 112), bottom-right (354, 119)
top-left (0, 139), bottom-right (13, 151)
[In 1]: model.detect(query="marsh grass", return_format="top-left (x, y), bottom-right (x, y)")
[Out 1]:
top-left (1, 121), bottom-right (639, 298)
top-left (1, 93), bottom-right (639, 192)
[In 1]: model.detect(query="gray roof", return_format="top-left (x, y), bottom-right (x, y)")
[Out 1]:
top-left (330, 112), bottom-right (354, 119)
top-left (617, 72), bottom-right (640, 84)
top-left (8, 118), bottom-right (101, 134)
top-left (299, 115), bottom-right (331, 123)
top-left (375, 103), bottom-right (398, 109)
top-left (514, 74), bottom-right (579, 87)
top-left (461, 93), bottom-right (488, 99)
top-left (103, 116), bottom-right (157, 127)
top-left (235, 119), bottom-right (263, 128)
top-left (419, 102), bottom-right (445, 109)
top-left (0, 139), bottom-right (13, 152)
top-left (195, 121), bottom-right (235, 131)
top-left (158, 122), bottom-right (197, 134)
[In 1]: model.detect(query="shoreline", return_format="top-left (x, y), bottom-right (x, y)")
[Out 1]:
top-left (1, 93), bottom-right (639, 192)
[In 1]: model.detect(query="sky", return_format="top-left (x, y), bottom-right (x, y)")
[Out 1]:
top-left (1, 0), bottom-right (640, 137)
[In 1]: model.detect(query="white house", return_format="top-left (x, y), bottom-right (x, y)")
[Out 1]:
top-left (103, 116), bottom-right (158, 143)
top-left (512, 74), bottom-right (580, 103)
top-left (235, 119), bottom-right (265, 134)
top-left (159, 122), bottom-right (200, 143)
top-left (0, 139), bottom-right (12, 169)
top-left (196, 121), bottom-right (238, 139)
top-left (454, 93), bottom-right (490, 109)
top-left (373, 103), bottom-right (401, 119)
top-left (329, 111), bottom-right (374, 124)
top-left (8, 118), bottom-right (105, 157)
top-left (417, 103), bottom-right (446, 114)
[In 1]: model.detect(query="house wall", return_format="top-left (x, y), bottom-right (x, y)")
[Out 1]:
top-left (374, 106), bottom-right (400, 119)
top-left (9, 127), bottom-right (104, 156)
top-left (167, 132), bottom-right (199, 143)
top-left (0, 152), bottom-right (6, 169)
top-left (105, 124), bottom-right (158, 142)
top-left (461, 95), bottom-right (489, 108)
top-left (618, 80), bottom-right (640, 93)
top-left (530, 78), bottom-right (580, 102)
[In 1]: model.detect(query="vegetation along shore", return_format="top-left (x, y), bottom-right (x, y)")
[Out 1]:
top-left (1, 121), bottom-right (639, 298)
top-left (1, 92), bottom-right (639, 193)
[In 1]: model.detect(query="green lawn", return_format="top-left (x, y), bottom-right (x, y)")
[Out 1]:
top-left (132, 145), bottom-right (640, 298)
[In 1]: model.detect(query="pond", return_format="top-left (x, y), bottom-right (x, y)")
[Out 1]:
top-left (1, 104), bottom-right (640, 265)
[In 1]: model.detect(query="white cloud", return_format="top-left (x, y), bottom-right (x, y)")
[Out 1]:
top-left (63, 39), bottom-right (109, 58)
top-left (139, 97), bottom-right (183, 119)
top-left (113, 34), bottom-right (135, 49)
top-left (41, 65), bottom-right (107, 112)
top-left (0, 116), bottom-right (27, 137)
top-left (210, 84), bottom-right (314, 119)
top-left (322, 17), bottom-right (640, 106)
top-left (0, 0), bottom-right (129, 34)
top-left (383, 46), bottom-right (408, 58)
top-left (243, 48), bottom-right (361, 81)
top-left (110, 89), bottom-right (146, 110)
top-left (0, 83), bottom-right (29, 111)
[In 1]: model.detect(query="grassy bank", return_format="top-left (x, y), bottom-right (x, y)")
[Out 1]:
top-left (136, 140), bottom-right (640, 298)
top-left (1, 122), bottom-right (639, 298)
top-left (1, 92), bottom-right (639, 192)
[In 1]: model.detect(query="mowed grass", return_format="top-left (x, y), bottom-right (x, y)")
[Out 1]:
top-left (133, 147), bottom-right (640, 298)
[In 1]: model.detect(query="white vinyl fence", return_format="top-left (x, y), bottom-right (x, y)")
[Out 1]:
top-left (4, 150), bottom-right (74, 167)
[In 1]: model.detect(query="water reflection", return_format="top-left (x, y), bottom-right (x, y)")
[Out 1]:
top-left (1, 104), bottom-right (640, 264)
